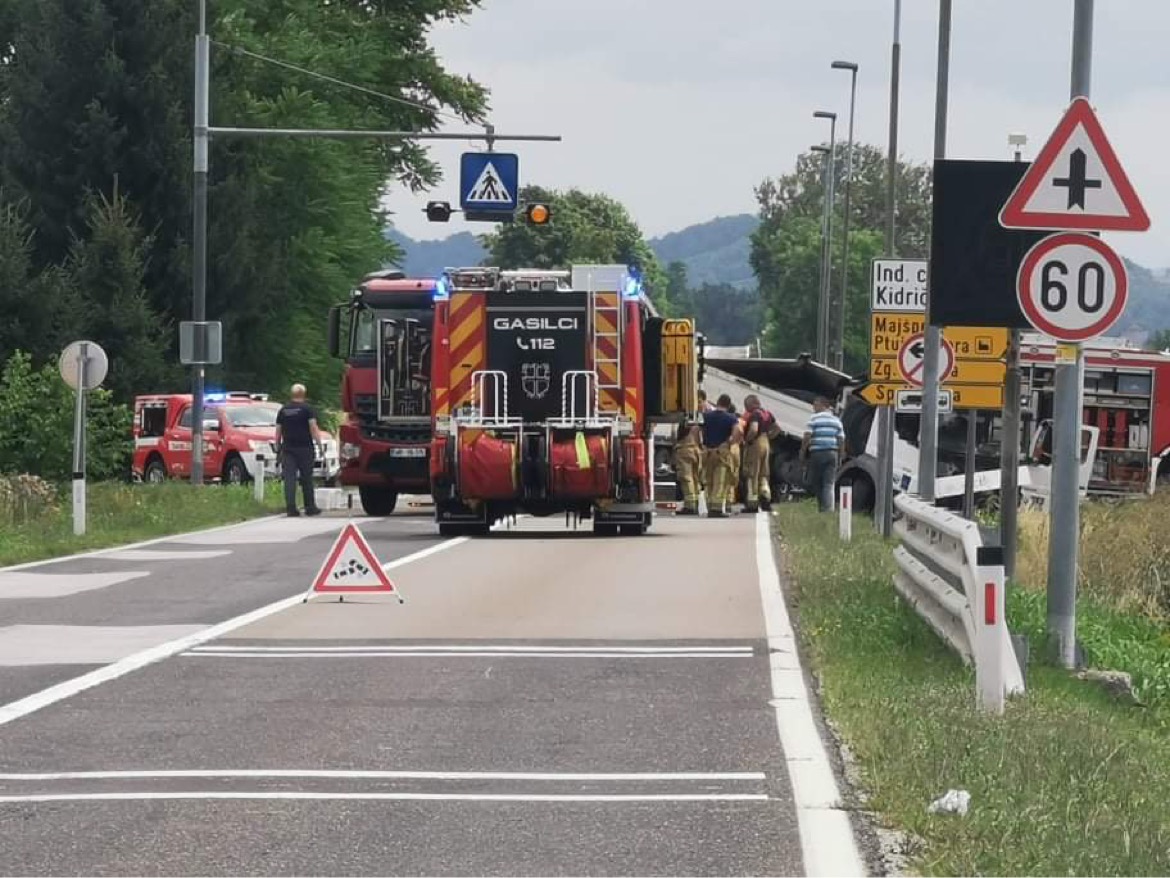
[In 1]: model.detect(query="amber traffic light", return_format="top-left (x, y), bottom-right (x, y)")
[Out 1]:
top-left (525, 203), bottom-right (551, 225)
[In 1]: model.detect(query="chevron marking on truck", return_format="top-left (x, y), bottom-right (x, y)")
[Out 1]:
top-left (449, 292), bottom-right (486, 409)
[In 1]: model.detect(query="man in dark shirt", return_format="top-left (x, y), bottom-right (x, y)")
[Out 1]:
top-left (275, 383), bottom-right (324, 517)
top-left (701, 394), bottom-right (739, 518)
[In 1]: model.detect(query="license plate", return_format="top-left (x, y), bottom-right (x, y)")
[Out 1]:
top-left (389, 447), bottom-right (427, 458)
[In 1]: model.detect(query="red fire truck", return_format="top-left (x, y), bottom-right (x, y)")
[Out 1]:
top-left (426, 264), bottom-right (696, 536)
top-left (327, 270), bottom-right (435, 515)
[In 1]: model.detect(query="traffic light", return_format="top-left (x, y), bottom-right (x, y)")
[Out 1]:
top-left (525, 203), bottom-right (551, 225)
top-left (425, 201), bottom-right (452, 223)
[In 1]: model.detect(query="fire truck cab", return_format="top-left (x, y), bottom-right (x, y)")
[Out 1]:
top-left (427, 264), bottom-right (698, 537)
top-left (328, 270), bottom-right (435, 516)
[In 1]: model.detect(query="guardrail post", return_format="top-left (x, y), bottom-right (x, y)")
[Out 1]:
top-left (252, 452), bottom-right (266, 503)
top-left (838, 483), bottom-right (852, 542)
top-left (974, 545), bottom-right (1006, 714)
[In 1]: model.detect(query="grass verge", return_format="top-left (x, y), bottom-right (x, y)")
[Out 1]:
top-left (0, 481), bottom-right (284, 567)
top-left (776, 503), bottom-right (1170, 876)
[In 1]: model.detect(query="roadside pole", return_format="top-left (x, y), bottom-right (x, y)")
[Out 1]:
top-left (962, 414), bottom-right (977, 518)
top-left (71, 346), bottom-right (88, 536)
top-left (875, 0), bottom-right (902, 537)
top-left (59, 341), bottom-right (109, 538)
top-left (1046, 0), bottom-right (1094, 668)
top-left (1000, 137), bottom-right (1027, 579)
top-left (188, 0), bottom-right (559, 488)
top-left (918, 0), bottom-right (952, 502)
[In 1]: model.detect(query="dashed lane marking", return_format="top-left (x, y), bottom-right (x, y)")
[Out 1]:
top-left (0, 571), bottom-right (149, 599)
top-left (0, 625), bottom-right (206, 667)
top-left (0, 537), bottom-right (467, 730)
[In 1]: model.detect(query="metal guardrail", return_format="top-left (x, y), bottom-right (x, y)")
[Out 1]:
top-left (893, 493), bottom-right (1026, 713)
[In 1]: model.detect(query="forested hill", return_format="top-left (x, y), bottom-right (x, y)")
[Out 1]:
top-left (385, 214), bottom-right (760, 288)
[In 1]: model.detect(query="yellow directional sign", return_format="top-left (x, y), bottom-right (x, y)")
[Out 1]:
top-left (951, 384), bottom-right (1005, 410)
top-left (871, 313), bottom-right (926, 357)
top-left (858, 383), bottom-right (904, 406)
top-left (943, 327), bottom-right (1009, 361)
top-left (945, 359), bottom-right (1005, 385)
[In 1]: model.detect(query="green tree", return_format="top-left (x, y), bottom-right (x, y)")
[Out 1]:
top-left (1147, 329), bottom-right (1170, 351)
top-left (65, 189), bottom-right (174, 402)
top-left (0, 195), bottom-right (85, 365)
top-left (482, 186), bottom-right (668, 309)
top-left (1, 0), bottom-right (490, 401)
top-left (0, 351), bottom-right (132, 481)
top-left (751, 144), bottom-right (931, 373)
top-left (690, 283), bottom-right (764, 348)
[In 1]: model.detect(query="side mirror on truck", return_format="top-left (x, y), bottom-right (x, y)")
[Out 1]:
top-left (327, 305), bottom-right (342, 359)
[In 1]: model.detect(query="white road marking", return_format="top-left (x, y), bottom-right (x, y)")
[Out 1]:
top-left (0, 625), bottom-right (206, 667)
top-left (173, 517), bottom-right (350, 545)
top-left (97, 549), bottom-right (232, 562)
top-left (0, 516), bottom-right (282, 573)
top-left (0, 538), bottom-right (467, 730)
top-left (0, 770), bottom-right (766, 781)
top-left (0, 571), bottom-right (150, 599)
top-left (181, 651), bottom-right (753, 659)
top-left (755, 512), bottom-right (865, 877)
top-left (192, 644), bottom-right (752, 653)
top-left (0, 792), bottom-right (769, 804)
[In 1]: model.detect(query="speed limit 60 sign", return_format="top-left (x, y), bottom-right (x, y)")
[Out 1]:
top-left (1016, 232), bottom-right (1128, 342)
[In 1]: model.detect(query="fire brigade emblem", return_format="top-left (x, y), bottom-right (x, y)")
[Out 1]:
top-left (521, 362), bottom-right (551, 400)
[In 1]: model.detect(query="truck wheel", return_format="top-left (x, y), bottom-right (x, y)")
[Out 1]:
top-left (222, 454), bottom-right (250, 485)
top-left (144, 457), bottom-right (167, 484)
top-left (359, 486), bottom-right (398, 516)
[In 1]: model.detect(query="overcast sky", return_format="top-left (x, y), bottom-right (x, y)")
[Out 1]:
top-left (385, 0), bottom-right (1167, 268)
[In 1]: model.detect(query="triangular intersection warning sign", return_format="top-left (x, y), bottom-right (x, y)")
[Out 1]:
top-left (306, 523), bottom-right (401, 601)
top-left (466, 161), bottom-right (513, 205)
top-left (1000, 96), bottom-right (1149, 232)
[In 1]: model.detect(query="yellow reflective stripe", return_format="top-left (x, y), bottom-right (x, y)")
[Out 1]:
top-left (575, 432), bottom-right (591, 469)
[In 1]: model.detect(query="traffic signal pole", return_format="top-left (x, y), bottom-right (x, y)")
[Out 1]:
top-left (189, 0), bottom-right (558, 487)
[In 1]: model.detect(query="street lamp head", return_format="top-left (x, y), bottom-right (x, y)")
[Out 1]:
top-left (813, 111), bottom-right (837, 121)
top-left (810, 145), bottom-right (830, 154)
top-left (831, 60), bottom-right (859, 72)
top-left (1008, 132), bottom-right (1028, 147)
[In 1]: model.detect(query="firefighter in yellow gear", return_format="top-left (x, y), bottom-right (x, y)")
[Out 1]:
top-left (726, 408), bottom-right (745, 508)
top-left (741, 394), bottom-right (775, 513)
top-left (672, 419), bottom-right (703, 515)
top-left (700, 394), bottom-right (738, 518)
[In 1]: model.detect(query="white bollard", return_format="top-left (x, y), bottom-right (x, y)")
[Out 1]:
top-left (838, 483), bottom-right (852, 541)
top-left (974, 546), bottom-right (1007, 715)
top-left (72, 477), bottom-right (86, 536)
top-left (253, 452), bottom-right (266, 503)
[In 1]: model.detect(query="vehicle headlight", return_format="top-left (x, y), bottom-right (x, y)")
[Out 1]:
top-left (249, 440), bottom-right (270, 453)
top-left (341, 442), bottom-right (360, 461)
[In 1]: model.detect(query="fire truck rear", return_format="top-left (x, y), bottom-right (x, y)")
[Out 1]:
top-left (427, 264), bottom-right (698, 536)
top-left (328, 270), bottom-right (434, 516)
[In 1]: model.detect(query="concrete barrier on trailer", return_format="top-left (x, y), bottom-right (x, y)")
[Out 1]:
top-left (893, 493), bottom-right (1025, 714)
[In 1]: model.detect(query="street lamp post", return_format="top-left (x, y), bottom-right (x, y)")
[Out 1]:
top-left (812, 111), bottom-right (837, 364)
top-left (830, 60), bottom-right (859, 373)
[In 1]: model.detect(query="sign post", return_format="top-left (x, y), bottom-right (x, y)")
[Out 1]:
top-left (997, 1), bottom-right (1149, 668)
top-left (59, 340), bottom-right (109, 537)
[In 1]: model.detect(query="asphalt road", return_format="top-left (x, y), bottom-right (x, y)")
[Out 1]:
top-left (0, 507), bottom-right (864, 876)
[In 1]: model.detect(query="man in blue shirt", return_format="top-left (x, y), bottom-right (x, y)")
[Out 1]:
top-left (701, 394), bottom-right (738, 518)
top-left (802, 396), bottom-right (845, 512)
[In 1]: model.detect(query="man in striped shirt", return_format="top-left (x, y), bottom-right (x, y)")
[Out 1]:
top-left (802, 396), bottom-right (845, 512)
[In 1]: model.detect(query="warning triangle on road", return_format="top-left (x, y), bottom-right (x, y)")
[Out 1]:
top-left (1000, 96), bottom-right (1149, 232)
top-left (466, 161), bottom-right (513, 205)
top-left (305, 523), bottom-right (401, 601)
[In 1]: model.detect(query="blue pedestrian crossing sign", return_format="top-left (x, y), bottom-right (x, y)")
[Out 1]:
top-left (460, 152), bottom-right (519, 212)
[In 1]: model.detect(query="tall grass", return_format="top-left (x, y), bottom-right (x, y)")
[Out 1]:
top-left (0, 480), bottom-right (282, 566)
top-left (1017, 494), bottom-right (1170, 621)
